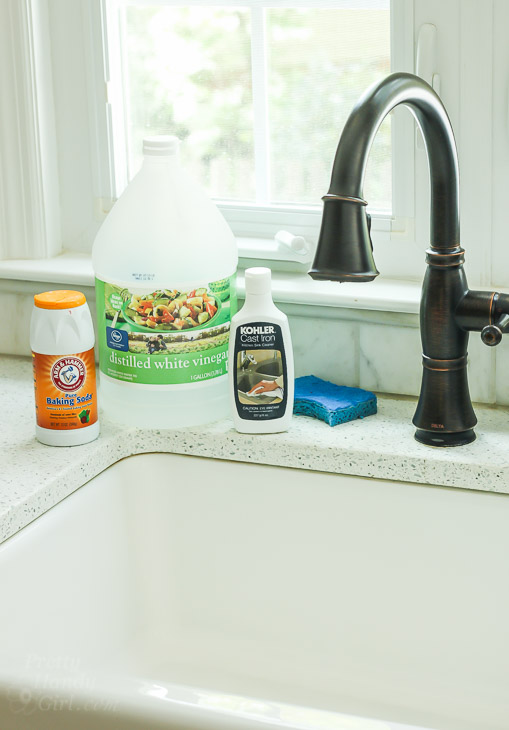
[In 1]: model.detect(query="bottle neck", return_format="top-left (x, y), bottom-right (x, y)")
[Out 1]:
top-left (242, 290), bottom-right (278, 312)
top-left (142, 153), bottom-right (180, 168)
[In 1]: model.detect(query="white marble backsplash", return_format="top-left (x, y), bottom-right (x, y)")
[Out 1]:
top-left (0, 284), bottom-right (506, 406)
top-left (359, 323), bottom-right (422, 396)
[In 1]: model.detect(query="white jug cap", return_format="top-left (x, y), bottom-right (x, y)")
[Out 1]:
top-left (245, 267), bottom-right (272, 295)
top-left (143, 135), bottom-right (180, 156)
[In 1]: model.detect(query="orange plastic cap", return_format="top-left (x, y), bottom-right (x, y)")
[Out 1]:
top-left (34, 290), bottom-right (86, 310)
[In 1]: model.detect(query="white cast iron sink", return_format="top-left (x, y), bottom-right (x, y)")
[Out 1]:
top-left (0, 453), bottom-right (508, 730)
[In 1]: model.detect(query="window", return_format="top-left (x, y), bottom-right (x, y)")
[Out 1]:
top-left (12, 0), bottom-right (492, 286)
top-left (108, 1), bottom-right (391, 208)
top-left (103, 0), bottom-right (404, 261)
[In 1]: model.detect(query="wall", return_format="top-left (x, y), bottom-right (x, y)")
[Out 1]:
top-left (3, 280), bottom-right (507, 407)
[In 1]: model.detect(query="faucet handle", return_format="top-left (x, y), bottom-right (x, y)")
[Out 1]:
top-left (481, 313), bottom-right (509, 346)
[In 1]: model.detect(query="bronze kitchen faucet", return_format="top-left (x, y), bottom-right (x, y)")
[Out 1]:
top-left (310, 72), bottom-right (509, 446)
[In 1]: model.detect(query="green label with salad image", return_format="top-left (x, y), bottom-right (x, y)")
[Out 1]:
top-left (96, 275), bottom-right (237, 386)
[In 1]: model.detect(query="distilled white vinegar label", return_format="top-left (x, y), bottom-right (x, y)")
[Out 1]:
top-left (96, 275), bottom-right (237, 386)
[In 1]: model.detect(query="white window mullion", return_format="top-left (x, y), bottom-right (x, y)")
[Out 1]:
top-left (104, 0), bottom-right (130, 198)
top-left (250, 5), bottom-right (270, 205)
top-left (118, 4), bottom-right (135, 182)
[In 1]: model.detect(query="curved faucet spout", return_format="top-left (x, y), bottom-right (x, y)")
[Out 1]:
top-left (329, 72), bottom-right (459, 249)
top-left (310, 71), bottom-right (506, 447)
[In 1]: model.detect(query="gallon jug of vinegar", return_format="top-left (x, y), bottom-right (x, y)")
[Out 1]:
top-left (92, 136), bottom-right (238, 427)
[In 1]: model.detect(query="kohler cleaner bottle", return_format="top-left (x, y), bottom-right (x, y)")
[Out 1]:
top-left (229, 267), bottom-right (294, 433)
top-left (93, 136), bottom-right (238, 428)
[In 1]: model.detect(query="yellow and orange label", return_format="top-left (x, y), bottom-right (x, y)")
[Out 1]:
top-left (32, 349), bottom-right (98, 431)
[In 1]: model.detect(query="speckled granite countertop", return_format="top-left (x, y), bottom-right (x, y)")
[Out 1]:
top-left (2, 354), bottom-right (509, 544)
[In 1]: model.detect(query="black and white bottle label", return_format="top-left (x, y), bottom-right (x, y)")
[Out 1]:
top-left (233, 322), bottom-right (287, 420)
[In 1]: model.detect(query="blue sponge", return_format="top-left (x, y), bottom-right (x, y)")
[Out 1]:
top-left (293, 375), bottom-right (377, 426)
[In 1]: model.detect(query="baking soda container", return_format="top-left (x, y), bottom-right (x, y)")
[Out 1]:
top-left (92, 135), bottom-right (238, 428)
top-left (30, 290), bottom-right (99, 446)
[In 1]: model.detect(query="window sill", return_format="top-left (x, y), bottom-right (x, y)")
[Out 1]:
top-left (0, 250), bottom-right (423, 315)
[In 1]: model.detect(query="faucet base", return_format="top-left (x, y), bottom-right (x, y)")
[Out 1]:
top-left (414, 428), bottom-right (476, 447)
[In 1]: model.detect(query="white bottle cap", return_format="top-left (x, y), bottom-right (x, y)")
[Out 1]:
top-left (245, 267), bottom-right (272, 295)
top-left (143, 135), bottom-right (180, 156)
